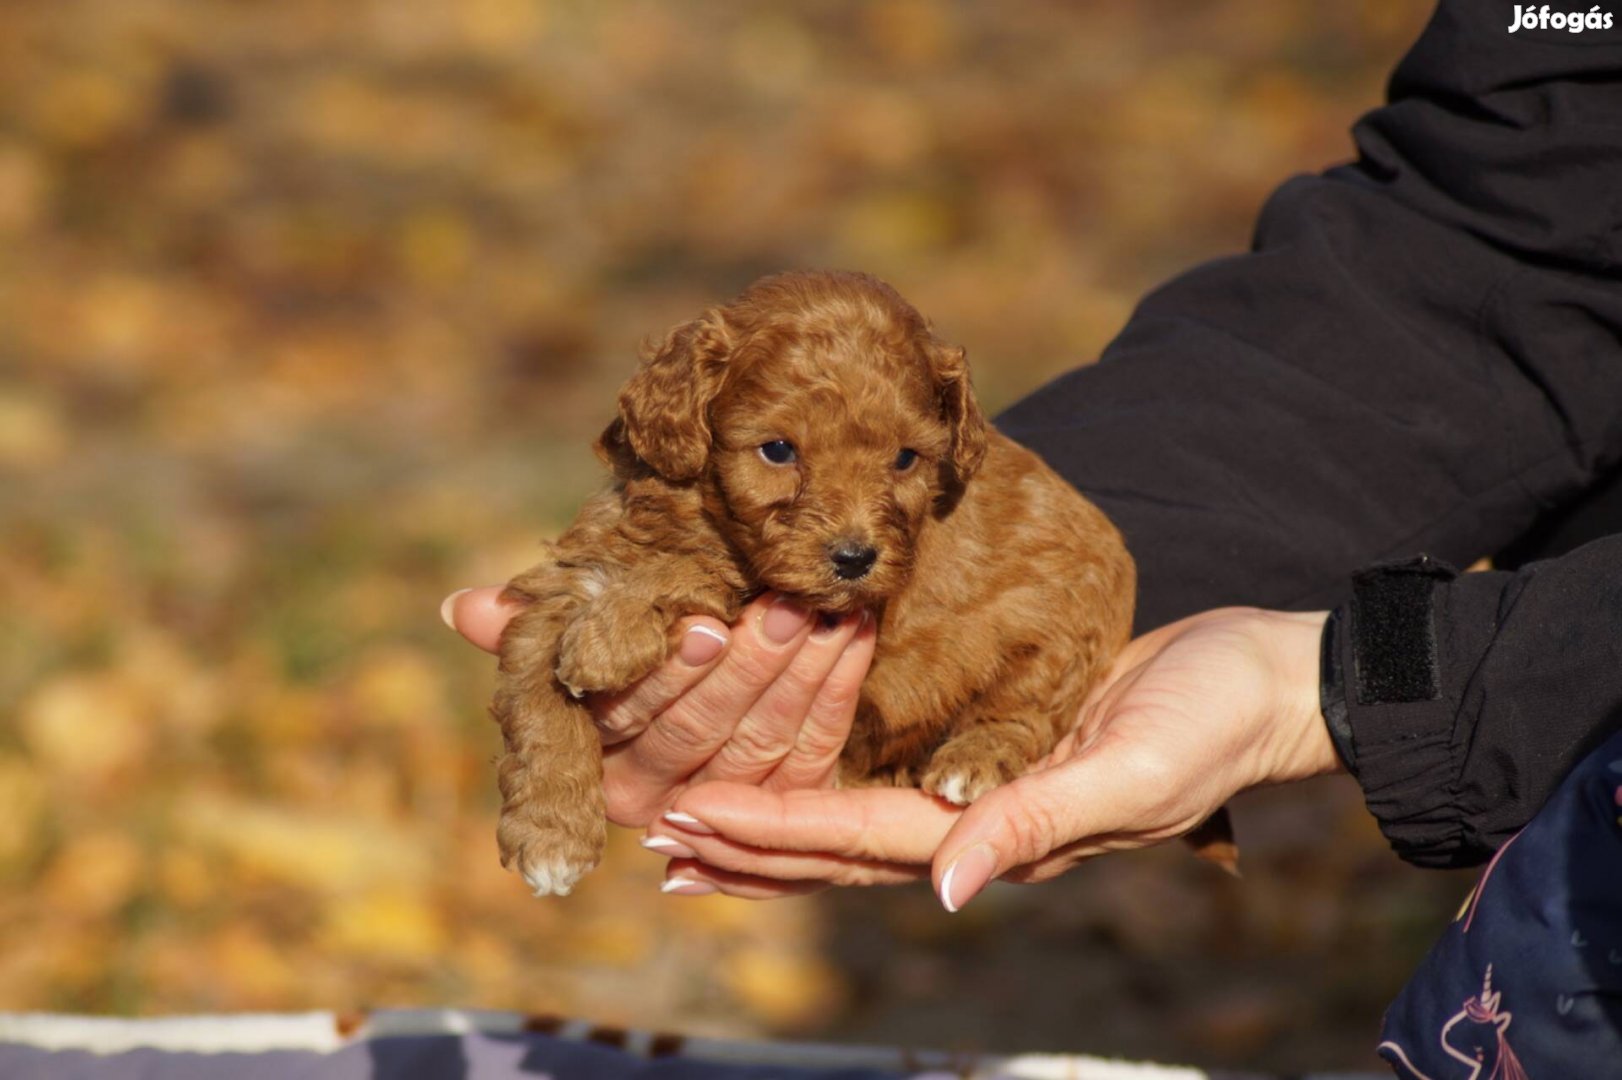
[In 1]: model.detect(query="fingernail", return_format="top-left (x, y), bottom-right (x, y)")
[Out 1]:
top-left (439, 588), bottom-right (472, 631)
top-left (809, 611), bottom-right (847, 640)
top-left (761, 595), bottom-right (810, 644)
top-left (640, 835), bottom-right (698, 859)
top-left (680, 625), bottom-right (728, 666)
top-left (663, 810), bottom-right (715, 835)
top-left (938, 843), bottom-right (998, 914)
top-left (660, 876), bottom-right (717, 896)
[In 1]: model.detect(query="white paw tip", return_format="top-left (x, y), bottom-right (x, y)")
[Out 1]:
top-left (933, 773), bottom-right (972, 806)
top-left (521, 856), bottom-right (590, 897)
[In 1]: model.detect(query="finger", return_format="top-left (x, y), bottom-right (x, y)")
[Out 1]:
top-left (643, 819), bottom-right (928, 886)
top-left (440, 586), bottom-right (515, 653)
top-left (765, 613), bottom-right (877, 790)
top-left (606, 594), bottom-right (814, 815)
top-left (591, 618), bottom-right (730, 745)
top-left (690, 611), bottom-right (865, 786)
top-left (657, 860), bottom-right (832, 901)
top-left (665, 782), bottom-right (956, 864)
top-left (930, 745), bottom-right (1162, 913)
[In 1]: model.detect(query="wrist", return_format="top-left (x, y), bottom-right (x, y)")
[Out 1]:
top-left (1255, 608), bottom-right (1341, 783)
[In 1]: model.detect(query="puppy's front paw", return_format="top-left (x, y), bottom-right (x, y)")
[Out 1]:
top-left (920, 743), bottom-right (1026, 806)
top-left (555, 599), bottom-right (669, 697)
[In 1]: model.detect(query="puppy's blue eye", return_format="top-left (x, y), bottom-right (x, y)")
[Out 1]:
top-left (759, 440), bottom-right (797, 465)
top-left (894, 447), bottom-right (919, 471)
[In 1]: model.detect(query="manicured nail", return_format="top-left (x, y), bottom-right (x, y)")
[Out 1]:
top-left (640, 835), bottom-right (698, 859)
top-left (680, 625), bottom-right (728, 666)
top-left (439, 588), bottom-right (472, 631)
top-left (660, 876), bottom-right (717, 896)
top-left (761, 595), bottom-right (810, 644)
top-left (938, 843), bottom-right (998, 913)
top-left (663, 811), bottom-right (715, 835)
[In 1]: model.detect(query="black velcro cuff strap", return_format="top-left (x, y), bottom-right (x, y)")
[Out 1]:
top-left (1349, 555), bottom-right (1456, 706)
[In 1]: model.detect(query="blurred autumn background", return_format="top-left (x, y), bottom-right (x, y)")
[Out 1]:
top-left (0, 0), bottom-right (1470, 1073)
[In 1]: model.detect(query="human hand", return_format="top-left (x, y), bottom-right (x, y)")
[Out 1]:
top-left (441, 586), bottom-right (877, 828)
top-left (639, 607), bottom-right (1340, 907)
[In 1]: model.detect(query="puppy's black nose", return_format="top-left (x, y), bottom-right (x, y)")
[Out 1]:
top-left (829, 541), bottom-right (878, 580)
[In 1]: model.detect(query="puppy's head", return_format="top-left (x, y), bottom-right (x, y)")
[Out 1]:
top-left (601, 270), bottom-right (987, 611)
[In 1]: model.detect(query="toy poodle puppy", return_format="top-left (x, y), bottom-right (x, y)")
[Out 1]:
top-left (491, 270), bottom-right (1135, 896)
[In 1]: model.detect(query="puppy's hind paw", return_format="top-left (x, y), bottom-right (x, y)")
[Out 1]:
top-left (920, 750), bottom-right (1022, 806)
top-left (497, 800), bottom-right (605, 899)
top-left (519, 853), bottom-right (595, 898)
top-left (928, 771), bottom-right (975, 806)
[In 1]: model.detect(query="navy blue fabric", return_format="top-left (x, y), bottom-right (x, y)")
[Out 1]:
top-left (1376, 729), bottom-right (1622, 1078)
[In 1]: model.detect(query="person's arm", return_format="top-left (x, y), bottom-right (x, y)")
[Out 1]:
top-left (997, 0), bottom-right (1622, 634)
top-left (1323, 534), bottom-right (1622, 868)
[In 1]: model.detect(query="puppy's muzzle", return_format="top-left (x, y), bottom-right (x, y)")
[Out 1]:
top-left (829, 540), bottom-right (878, 580)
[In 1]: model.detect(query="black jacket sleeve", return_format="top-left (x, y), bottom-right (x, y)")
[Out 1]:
top-left (996, 0), bottom-right (1622, 635)
top-left (1321, 538), bottom-right (1622, 868)
top-left (994, 1), bottom-right (1622, 866)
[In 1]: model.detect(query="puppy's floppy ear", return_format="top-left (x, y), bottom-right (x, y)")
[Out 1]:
top-left (926, 337), bottom-right (987, 483)
top-left (604, 308), bottom-right (733, 482)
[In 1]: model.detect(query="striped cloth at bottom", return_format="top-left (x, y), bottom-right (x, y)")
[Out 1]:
top-left (0, 1009), bottom-right (1386, 1080)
